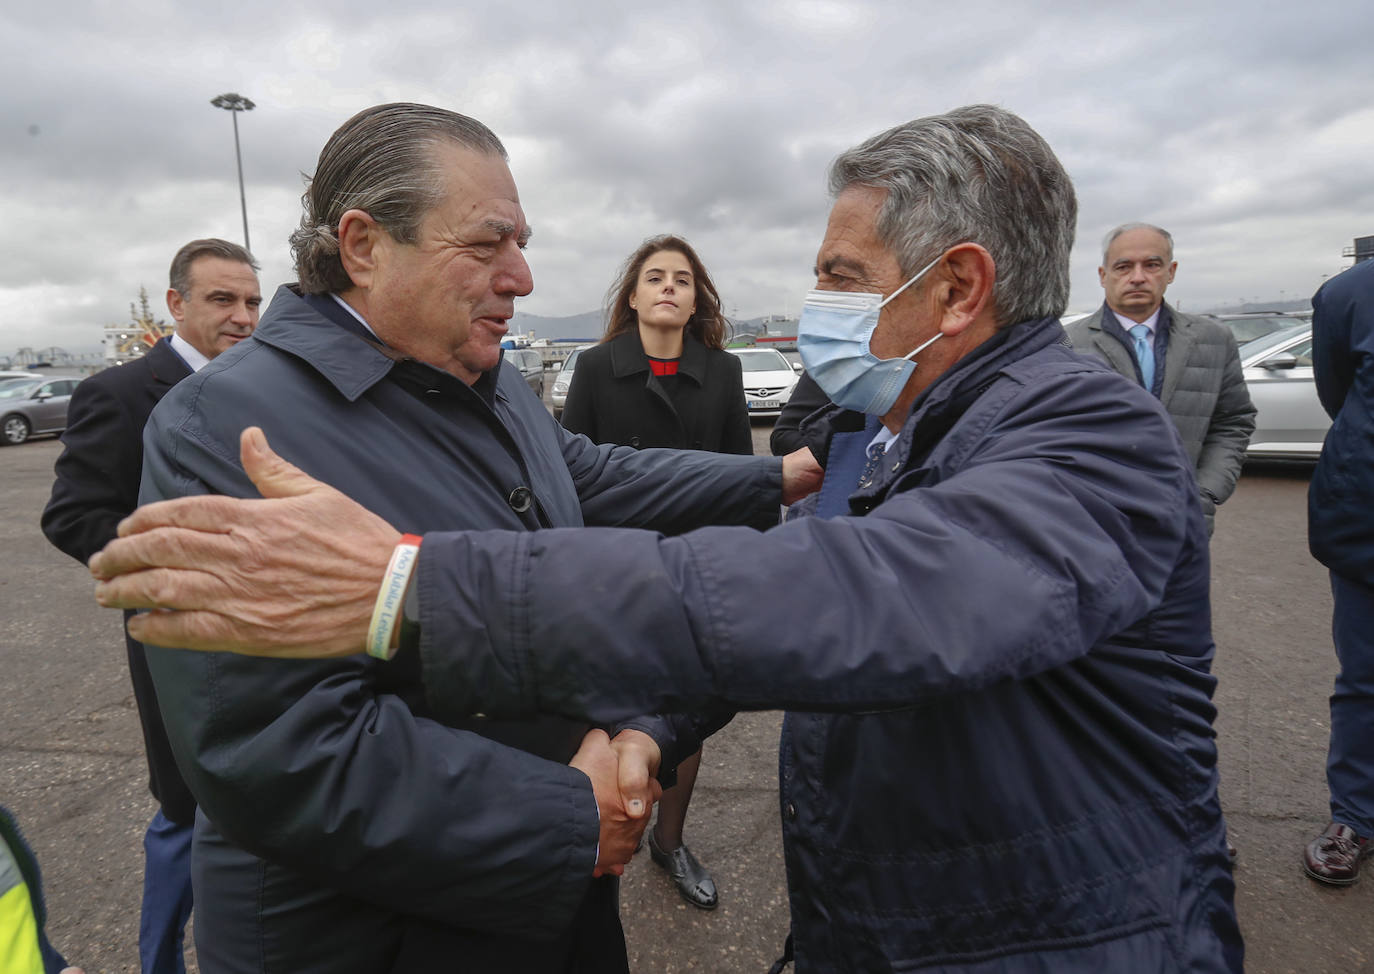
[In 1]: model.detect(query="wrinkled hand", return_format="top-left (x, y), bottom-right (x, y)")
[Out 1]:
top-left (90, 427), bottom-right (401, 657)
top-left (781, 446), bottom-right (824, 505)
top-left (570, 729), bottom-right (662, 877)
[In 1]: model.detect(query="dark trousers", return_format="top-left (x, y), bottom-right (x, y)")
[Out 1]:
top-left (1327, 571), bottom-right (1374, 835)
top-left (140, 808), bottom-right (194, 974)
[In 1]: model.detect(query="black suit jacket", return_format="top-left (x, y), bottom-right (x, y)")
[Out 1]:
top-left (42, 338), bottom-right (196, 823)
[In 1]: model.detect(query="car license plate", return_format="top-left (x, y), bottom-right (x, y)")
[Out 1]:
top-left (752, 400), bottom-right (779, 409)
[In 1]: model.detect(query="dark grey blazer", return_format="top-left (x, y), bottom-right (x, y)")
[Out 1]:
top-left (1065, 303), bottom-right (1256, 524)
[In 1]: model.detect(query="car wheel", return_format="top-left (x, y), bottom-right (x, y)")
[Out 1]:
top-left (2, 414), bottom-right (30, 445)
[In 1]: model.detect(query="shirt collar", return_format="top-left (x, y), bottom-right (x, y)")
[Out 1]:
top-left (329, 292), bottom-right (385, 341)
top-left (867, 424), bottom-right (899, 455)
top-left (1110, 306), bottom-right (1161, 336)
top-left (168, 333), bottom-right (211, 373)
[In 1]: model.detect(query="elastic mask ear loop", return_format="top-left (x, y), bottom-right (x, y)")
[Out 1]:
top-left (876, 251), bottom-right (946, 363)
top-left (877, 252), bottom-right (945, 309)
top-left (900, 330), bottom-right (943, 362)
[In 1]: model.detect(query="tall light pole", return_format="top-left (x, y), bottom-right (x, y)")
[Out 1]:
top-left (210, 93), bottom-right (255, 252)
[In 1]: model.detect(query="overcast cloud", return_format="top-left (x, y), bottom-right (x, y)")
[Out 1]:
top-left (3, 0), bottom-right (1371, 355)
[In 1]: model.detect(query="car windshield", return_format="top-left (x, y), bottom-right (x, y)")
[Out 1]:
top-left (731, 349), bottom-right (792, 372)
top-left (1241, 324), bottom-right (1309, 361)
top-left (1222, 315), bottom-right (1296, 345)
top-left (0, 379), bottom-right (38, 400)
top-left (563, 348), bottom-right (584, 370)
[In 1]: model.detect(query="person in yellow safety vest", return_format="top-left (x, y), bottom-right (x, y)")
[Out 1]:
top-left (1, 807), bottom-right (82, 974)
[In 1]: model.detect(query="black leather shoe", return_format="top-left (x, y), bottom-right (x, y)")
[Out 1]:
top-left (1303, 822), bottom-right (1372, 885)
top-left (648, 830), bottom-right (718, 910)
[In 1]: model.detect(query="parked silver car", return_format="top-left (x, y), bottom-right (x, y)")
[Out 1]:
top-left (1241, 324), bottom-right (1329, 460)
top-left (550, 345), bottom-right (592, 418)
top-left (1208, 311), bottom-right (1308, 346)
top-left (505, 347), bottom-right (546, 398)
top-left (0, 375), bottom-right (83, 445)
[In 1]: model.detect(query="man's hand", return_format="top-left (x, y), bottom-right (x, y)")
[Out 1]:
top-left (570, 729), bottom-right (662, 877)
top-left (781, 446), bottom-right (824, 505)
top-left (89, 426), bottom-right (401, 657)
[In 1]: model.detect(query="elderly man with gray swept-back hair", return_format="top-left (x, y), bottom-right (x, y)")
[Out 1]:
top-left (114, 103), bottom-right (814, 974)
top-left (1065, 223), bottom-right (1255, 536)
top-left (93, 104), bottom-right (1243, 972)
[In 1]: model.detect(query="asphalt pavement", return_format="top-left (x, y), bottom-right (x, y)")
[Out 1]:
top-left (1, 426), bottom-right (1368, 973)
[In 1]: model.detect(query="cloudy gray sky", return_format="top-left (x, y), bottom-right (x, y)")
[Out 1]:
top-left (3, 0), bottom-right (1370, 355)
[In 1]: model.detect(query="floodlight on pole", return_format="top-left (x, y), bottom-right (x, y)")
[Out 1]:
top-left (210, 92), bottom-right (255, 252)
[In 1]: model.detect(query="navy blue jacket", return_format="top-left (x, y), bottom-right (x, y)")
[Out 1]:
top-left (1309, 259), bottom-right (1374, 586)
top-left (407, 316), bottom-right (1243, 972)
top-left (138, 287), bottom-right (784, 971)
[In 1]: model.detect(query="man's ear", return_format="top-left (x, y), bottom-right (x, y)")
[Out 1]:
top-left (338, 209), bottom-right (382, 290)
top-left (166, 288), bottom-right (185, 323)
top-left (938, 243), bottom-right (996, 337)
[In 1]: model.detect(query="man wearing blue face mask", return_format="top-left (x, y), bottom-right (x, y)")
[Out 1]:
top-left (93, 105), bottom-right (1243, 972)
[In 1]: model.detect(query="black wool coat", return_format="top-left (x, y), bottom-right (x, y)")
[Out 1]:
top-left (41, 337), bottom-right (197, 825)
top-left (560, 329), bottom-right (752, 455)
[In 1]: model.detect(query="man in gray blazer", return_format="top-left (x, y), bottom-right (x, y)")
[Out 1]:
top-left (1065, 223), bottom-right (1255, 536)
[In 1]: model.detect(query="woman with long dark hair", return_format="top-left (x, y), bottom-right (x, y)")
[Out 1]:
top-left (560, 235), bottom-right (751, 909)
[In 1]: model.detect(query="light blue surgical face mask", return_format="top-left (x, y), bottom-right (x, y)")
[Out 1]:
top-left (797, 252), bottom-right (945, 416)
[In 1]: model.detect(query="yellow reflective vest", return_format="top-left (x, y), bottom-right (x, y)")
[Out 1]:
top-left (0, 808), bottom-right (60, 974)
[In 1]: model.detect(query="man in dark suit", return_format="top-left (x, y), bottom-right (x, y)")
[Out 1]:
top-left (1064, 223), bottom-right (1255, 537)
top-left (41, 238), bottom-right (260, 974)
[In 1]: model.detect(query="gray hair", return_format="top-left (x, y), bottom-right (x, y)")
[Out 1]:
top-left (289, 103), bottom-right (508, 295)
top-left (169, 238), bottom-right (258, 297)
top-left (828, 104), bottom-right (1077, 326)
top-left (1101, 222), bottom-right (1173, 264)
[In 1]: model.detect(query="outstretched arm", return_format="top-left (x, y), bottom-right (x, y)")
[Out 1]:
top-left (98, 375), bottom-right (1190, 729)
top-left (94, 426), bottom-right (821, 652)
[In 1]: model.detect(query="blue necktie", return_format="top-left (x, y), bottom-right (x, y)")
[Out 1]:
top-left (1130, 324), bottom-right (1155, 392)
top-left (857, 440), bottom-right (886, 489)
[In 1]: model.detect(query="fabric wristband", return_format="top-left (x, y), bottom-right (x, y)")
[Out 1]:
top-left (366, 534), bottom-right (423, 660)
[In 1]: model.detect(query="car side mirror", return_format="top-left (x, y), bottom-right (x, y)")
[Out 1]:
top-left (33, 391), bottom-right (52, 401)
top-left (1260, 355), bottom-right (1299, 371)
top-left (792, 362), bottom-right (804, 373)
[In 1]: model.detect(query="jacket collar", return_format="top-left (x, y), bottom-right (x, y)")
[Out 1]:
top-left (1089, 300), bottom-right (1175, 341)
top-left (146, 336), bottom-right (193, 387)
top-left (606, 328), bottom-right (710, 385)
top-left (903, 315), bottom-right (1062, 429)
top-left (810, 316), bottom-right (1067, 464)
top-left (248, 285), bottom-right (501, 405)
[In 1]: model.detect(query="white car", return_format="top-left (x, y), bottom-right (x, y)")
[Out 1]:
top-left (727, 347), bottom-right (801, 418)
